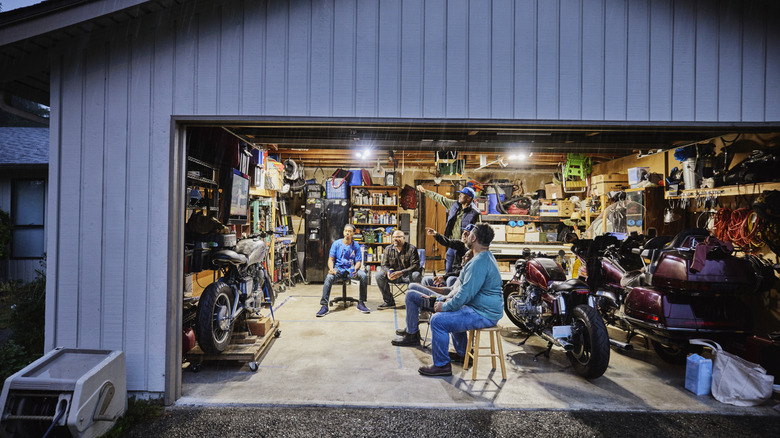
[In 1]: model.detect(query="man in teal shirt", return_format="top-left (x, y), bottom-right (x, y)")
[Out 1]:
top-left (418, 223), bottom-right (503, 377)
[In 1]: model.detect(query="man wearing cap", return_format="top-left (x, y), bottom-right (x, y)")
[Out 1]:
top-left (421, 223), bottom-right (473, 288)
top-left (416, 185), bottom-right (481, 272)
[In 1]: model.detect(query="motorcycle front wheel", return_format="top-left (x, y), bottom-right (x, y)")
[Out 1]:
top-left (567, 305), bottom-right (611, 379)
top-left (196, 282), bottom-right (235, 355)
top-left (502, 286), bottom-right (526, 330)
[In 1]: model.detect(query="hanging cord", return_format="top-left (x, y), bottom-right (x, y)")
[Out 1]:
top-left (715, 207), bottom-right (765, 250)
top-left (713, 207), bottom-right (731, 241)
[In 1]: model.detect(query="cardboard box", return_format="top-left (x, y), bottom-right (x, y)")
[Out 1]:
top-left (247, 317), bottom-right (273, 336)
top-left (490, 224), bottom-right (506, 242)
top-left (540, 204), bottom-right (560, 216)
top-left (558, 200), bottom-right (575, 216)
top-left (506, 226), bottom-right (525, 242)
top-left (592, 181), bottom-right (628, 196)
top-left (525, 231), bottom-right (541, 242)
top-left (497, 262), bottom-right (512, 272)
top-left (591, 173), bottom-right (628, 184)
top-left (545, 183), bottom-right (563, 199)
top-left (524, 223), bottom-right (537, 232)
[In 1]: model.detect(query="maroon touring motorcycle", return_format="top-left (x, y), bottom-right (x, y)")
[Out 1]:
top-left (571, 229), bottom-right (773, 363)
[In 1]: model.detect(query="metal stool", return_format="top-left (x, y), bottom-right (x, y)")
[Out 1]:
top-left (329, 277), bottom-right (359, 309)
top-left (464, 325), bottom-right (507, 380)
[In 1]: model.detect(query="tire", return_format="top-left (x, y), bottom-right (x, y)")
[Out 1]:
top-left (502, 286), bottom-right (525, 329)
top-left (196, 282), bottom-right (235, 355)
top-left (567, 305), bottom-right (611, 379)
top-left (651, 340), bottom-right (688, 364)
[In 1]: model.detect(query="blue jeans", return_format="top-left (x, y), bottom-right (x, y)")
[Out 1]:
top-left (320, 270), bottom-right (368, 305)
top-left (445, 247), bottom-right (456, 272)
top-left (421, 275), bottom-right (457, 287)
top-left (404, 284), bottom-right (448, 334)
top-left (374, 267), bottom-right (422, 303)
top-left (430, 306), bottom-right (497, 366)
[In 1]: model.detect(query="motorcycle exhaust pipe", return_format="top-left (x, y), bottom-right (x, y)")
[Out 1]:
top-left (540, 331), bottom-right (575, 351)
top-left (609, 339), bottom-right (634, 351)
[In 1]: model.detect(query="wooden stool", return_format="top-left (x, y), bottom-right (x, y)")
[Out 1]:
top-left (463, 325), bottom-right (507, 380)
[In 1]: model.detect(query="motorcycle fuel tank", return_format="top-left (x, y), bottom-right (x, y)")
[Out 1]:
top-left (526, 258), bottom-right (566, 289)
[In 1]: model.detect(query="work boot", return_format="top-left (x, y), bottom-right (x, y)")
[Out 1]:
top-left (391, 331), bottom-right (421, 346)
top-left (418, 363), bottom-right (452, 377)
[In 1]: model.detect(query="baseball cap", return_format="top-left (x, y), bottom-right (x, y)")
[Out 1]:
top-left (458, 187), bottom-right (476, 199)
top-left (464, 224), bottom-right (476, 232)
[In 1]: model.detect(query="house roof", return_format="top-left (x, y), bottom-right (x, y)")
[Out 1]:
top-left (0, 127), bottom-right (48, 165)
top-left (0, 0), bottom-right (164, 105)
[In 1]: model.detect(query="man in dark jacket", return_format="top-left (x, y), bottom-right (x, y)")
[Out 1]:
top-left (375, 230), bottom-right (422, 309)
top-left (416, 185), bottom-right (480, 272)
top-left (421, 224), bottom-right (473, 287)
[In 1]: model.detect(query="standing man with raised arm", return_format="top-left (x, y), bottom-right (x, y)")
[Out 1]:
top-left (416, 185), bottom-right (480, 273)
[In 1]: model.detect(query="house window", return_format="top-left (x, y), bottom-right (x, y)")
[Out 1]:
top-left (12, 180), bottom-right (45, 259)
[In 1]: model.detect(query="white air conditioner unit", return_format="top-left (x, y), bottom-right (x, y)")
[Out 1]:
top-left (0, 347), bottom-right (127, 438)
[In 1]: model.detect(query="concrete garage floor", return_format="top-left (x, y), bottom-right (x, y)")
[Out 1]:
top-left (180, 283), bottom-right (779, 415)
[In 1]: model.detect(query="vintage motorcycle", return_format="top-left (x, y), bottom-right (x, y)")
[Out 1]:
top-left (571, 229), bottom-right (771, 363)
top-left (503, 249), bottom-right (611, 379)
top-left (196, 236), bottom-right (280, 355)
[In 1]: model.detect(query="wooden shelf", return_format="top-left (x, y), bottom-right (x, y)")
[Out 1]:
top-left (353, 222), bottom-right (398, 226)
top-left (481, 214), bottom-right (566, 223)
top-left (665, 182), bottom-right (780, 199)
top-left (357, 241), bottom-right (391, 245)
top-left (249, 187), bottom-right (276, 197)
top-left (352, 204), bottom-right (397, 208)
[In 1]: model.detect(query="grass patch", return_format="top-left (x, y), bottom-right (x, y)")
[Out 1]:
top-left (100, 397), bottom-right (165, 438)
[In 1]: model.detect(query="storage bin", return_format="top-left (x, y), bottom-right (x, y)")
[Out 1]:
top-left (326, 180), bottom-right (348, 199)
top-left (685, 353), bottom-right (713, 396)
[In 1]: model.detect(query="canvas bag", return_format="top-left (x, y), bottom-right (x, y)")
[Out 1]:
top-left (690, 339), bottom-right (774, 406)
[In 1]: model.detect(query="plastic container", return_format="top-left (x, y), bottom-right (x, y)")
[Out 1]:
top-left (685, 353), bottom-right (713, 396)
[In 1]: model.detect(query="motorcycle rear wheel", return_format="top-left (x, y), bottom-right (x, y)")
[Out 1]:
top-left (196, 282), bottom-right (235, 355)
top-left (567, 305), bottom-right (610, 379)
top-left (651, 340), bottom-right (688, 364)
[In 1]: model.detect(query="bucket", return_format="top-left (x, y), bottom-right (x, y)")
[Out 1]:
top-left (682, 158), bottom-right (697, 190)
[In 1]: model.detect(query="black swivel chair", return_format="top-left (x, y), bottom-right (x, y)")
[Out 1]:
top-left (329, 275), bottom-right (360, 309)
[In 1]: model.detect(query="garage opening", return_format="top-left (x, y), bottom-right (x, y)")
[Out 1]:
top-left (174, 118), bottom-right (780, 407)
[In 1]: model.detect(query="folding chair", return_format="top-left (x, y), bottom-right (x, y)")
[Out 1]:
top-left (389, 249), bottom-right (426, 300)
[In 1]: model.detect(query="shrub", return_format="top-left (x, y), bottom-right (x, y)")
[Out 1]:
top-left (0, 269), bottom-right (45, 383)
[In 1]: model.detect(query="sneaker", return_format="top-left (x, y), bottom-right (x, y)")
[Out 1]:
top-left (377, 301), bottom-right (396, 310)
top-left (356, 302), bottom-right (370, 314)
top-left (391, 331), bottom-right (421, 347)
top-left (418, 363), bottom-right (452, 377)
top-left (316, 305), bottom-right (329, 317)
top-left (396, 328), bottom-right (408, 335)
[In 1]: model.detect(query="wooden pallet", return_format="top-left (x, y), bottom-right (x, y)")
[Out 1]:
top-left (187, 320), bottom-right (280, 367)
